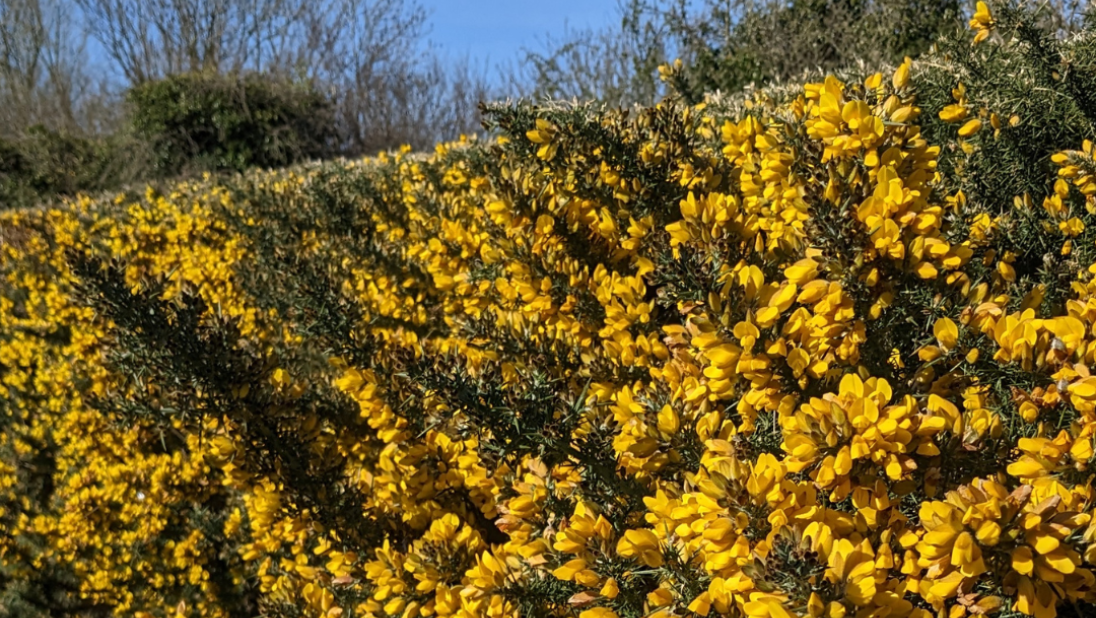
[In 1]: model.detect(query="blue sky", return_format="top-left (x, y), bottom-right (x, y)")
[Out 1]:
top-left (422, 1), bottom-right (621, 72)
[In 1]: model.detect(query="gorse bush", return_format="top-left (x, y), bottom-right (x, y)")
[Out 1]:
top-left (7, 2), bottom-right (1096, 618)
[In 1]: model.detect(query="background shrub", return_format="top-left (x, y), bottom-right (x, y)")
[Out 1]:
top-left (666, 0), bottom-right (964, 102)
top-left (127, 72), bottom-right (337, 175)
top-left (0, 126), bottom-right (149, 210)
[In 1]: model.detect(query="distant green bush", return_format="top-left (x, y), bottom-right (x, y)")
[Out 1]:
top-left (0, 127), bottom-right (149, 210)
top-left (127, 72), bottom-right (336, 175)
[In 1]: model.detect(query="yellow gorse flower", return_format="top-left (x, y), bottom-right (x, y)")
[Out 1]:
top-left (971, 1), bottom-right (995, 43)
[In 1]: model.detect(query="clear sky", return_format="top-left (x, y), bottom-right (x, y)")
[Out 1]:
top-left (421, 0), bottom-right (621, 73)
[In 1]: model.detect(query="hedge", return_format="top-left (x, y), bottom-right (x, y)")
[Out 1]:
top-left (3, 3), bottom-right (1096, 618)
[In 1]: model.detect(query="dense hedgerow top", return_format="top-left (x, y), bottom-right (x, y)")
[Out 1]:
top-left (5, 2), bottom-right (1096, 618)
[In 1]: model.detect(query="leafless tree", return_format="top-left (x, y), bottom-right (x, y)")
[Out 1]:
top-left (505, 0), bottom-right (670, 107)
top-left (300, 0), bottom-right (489, 153)
top-left (0, 0), bottom-right (95, 135)
top-left (72, 0), bottom-right (315, 83)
